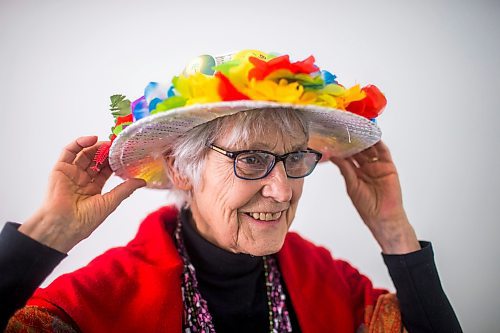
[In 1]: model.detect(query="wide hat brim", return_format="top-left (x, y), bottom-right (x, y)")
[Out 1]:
top-left (109, 100), bottom-right (381, 189)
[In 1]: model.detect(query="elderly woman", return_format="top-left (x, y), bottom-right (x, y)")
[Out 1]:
top-left (0, 50), bottom-right (461, 332)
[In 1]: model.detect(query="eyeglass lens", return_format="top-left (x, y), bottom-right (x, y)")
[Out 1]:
top-left (235, 151), bottom-right (318, 179)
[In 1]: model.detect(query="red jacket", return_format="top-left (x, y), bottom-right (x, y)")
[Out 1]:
top-left (24, 206), bottom-right (402, 333)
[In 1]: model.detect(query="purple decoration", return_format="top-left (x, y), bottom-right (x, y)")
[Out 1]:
top-left (131, 96), bottom-right (149, 121)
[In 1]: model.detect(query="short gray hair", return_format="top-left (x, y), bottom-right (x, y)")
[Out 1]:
top-left (165, 108), bottom-right (309, 208)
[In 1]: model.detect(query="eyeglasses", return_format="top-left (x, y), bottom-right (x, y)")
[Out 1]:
top-left (208, 144), bottom-right (322, 180)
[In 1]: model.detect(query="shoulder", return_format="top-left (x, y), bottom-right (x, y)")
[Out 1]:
top-left (28, 206), bottom-right (184, 332)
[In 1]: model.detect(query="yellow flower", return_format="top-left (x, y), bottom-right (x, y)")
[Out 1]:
top-left (173, 73), bottom-right (221, 105)
top-left (315, 94), bottom-right (339, 108)
top-left (336, 84), bottom-right (366, 109)
top-left (224, 61), bottom-right (254, 92)
top-left (245, 78), bottom-right (316, 104)
top-left (315, 84), bottom-right (366, 110)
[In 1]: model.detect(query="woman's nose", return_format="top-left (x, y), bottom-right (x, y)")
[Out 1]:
top-left (261, 162), bottom-right (293, 202)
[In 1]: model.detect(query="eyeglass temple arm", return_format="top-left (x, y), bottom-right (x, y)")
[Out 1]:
top-left (209, 144), bottom-right (235, 158)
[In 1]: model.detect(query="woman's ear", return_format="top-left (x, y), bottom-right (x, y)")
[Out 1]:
top-left (164, 156), bottom-right (192, 191)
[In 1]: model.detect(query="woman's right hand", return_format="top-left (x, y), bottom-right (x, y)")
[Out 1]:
top-left (18, 136), bottom-right (146, 253)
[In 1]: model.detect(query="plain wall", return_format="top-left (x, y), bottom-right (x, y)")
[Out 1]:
top-left (1, 0), bottom-right (499, 331)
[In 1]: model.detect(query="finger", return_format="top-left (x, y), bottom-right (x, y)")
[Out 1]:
top-left (352, 145), bottom-right (379, 167)
top-left (371, 141), bottom-right (393, 162)
top-left (74, 149), bottom-right (95, 170)
top-left (101, 178), bottom-right (147, 214)
top-left (90, 163), bottom-right (113, 187)
top-left (74, 141), bottom-right (107, 171)
top-left (54, 163), bottom-right (93, 187)
top-left (330, 156), bottom-right (359, 189)
top-left (59, 136), bottom-right (98, 164)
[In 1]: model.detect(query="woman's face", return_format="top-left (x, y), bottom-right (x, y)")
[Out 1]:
top-left (189, 124), bottom-right (307, 256)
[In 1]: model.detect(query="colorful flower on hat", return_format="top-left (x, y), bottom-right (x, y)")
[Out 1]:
top-left (216, 72), bottom-right (250, 101)
top-left (345, 85), bottom-right (387, 119)
top-left (172, 72), bottom-right (222, 106)
top-left (315, 84), bottom-right (367, 110)
top-left (95, 50), bottom-right (387, 172)
top-left (244, 78), bottom-right (317, 104)
top-left (106, 50), bottom-right (387, 139)
top-left (247, 54), bottom-right (318, 80)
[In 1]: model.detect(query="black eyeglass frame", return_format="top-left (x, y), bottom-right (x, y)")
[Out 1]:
top-left (207, 144), bottom-right (323, 180)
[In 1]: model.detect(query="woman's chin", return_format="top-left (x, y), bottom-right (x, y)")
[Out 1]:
top-left (234, 212), bottom-right (289, 256)
top-left (238, 237), bottom-right (286, 257)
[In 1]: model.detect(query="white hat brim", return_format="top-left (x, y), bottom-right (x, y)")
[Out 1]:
top-left (109, 100), bottom-right (381, 189)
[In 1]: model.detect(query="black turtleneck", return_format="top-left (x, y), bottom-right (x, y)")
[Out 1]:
top-left (181, 209), bottom-right (301, 333)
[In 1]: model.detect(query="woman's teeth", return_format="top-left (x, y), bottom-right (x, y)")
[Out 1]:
top-left (248, 211), bottom-right (282, 221)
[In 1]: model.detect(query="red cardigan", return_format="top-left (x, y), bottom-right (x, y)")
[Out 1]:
top-left (25, 206), bottom-right (401, 333)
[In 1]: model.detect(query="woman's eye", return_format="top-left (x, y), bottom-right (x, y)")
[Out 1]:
top-left (241, 156), bottom-right (258, 164)
top-left (241, 155), bottom-right (262, 165)
top-left (288, 153), bottom-right (304, 164)
top-left (238, 153), bottom-right (269, 167)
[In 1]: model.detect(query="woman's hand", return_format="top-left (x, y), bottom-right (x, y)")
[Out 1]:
top-left (19, 136), bottom-right (146, 253)
top-left (330, 141), bottom-right (420, 254)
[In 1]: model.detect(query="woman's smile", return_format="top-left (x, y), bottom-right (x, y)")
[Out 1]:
top-left (239, 210), bottom-right (286, 226)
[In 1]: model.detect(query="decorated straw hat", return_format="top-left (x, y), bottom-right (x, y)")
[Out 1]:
top-left (93, 50), bottom-right (387, 189)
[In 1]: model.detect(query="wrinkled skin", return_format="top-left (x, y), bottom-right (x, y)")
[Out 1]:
top-left (186, 128), bottom-right (307, 256)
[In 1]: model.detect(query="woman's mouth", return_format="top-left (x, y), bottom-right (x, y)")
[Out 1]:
top-left (244, 211), bottom-right (282, 221)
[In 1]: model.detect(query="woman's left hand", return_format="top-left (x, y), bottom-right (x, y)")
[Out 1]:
top-left (330, 141), bottom-right (420, 254)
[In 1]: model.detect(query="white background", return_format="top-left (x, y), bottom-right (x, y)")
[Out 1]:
top-left (1, 0), bottom-right (499, 331)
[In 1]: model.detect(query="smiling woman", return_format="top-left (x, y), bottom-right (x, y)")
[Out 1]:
top-left (173, 109), bottom-right (310, 256)
top-left (0, 50), bottom-right (462, 333)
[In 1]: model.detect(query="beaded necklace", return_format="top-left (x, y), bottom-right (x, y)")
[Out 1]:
top-left (174, 217), bottom-right (292, 333)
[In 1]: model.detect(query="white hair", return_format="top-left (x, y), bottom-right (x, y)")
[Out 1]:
top-left (165, 108), bottom-right (310, 208)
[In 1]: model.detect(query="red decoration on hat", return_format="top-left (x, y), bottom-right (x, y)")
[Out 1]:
top-left (216, 72), bottom-right (250, 101)
top-left (248, 55), bottom-right (318, 80)
top-left (346, 85), bottom-right (387, 119)
top-left (91, 141), bottom-right (112, 172)
top-left (116, 114), bottom-right (133, 126)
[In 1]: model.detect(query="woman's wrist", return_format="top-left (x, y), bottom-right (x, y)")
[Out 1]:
top-left (19, 210), bottom-right (79, 253)
top-left (369, 216), bottom-right (421, 254)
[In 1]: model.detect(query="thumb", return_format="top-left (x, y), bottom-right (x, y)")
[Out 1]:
top-left (101, 178), bottom-right (147, 214)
